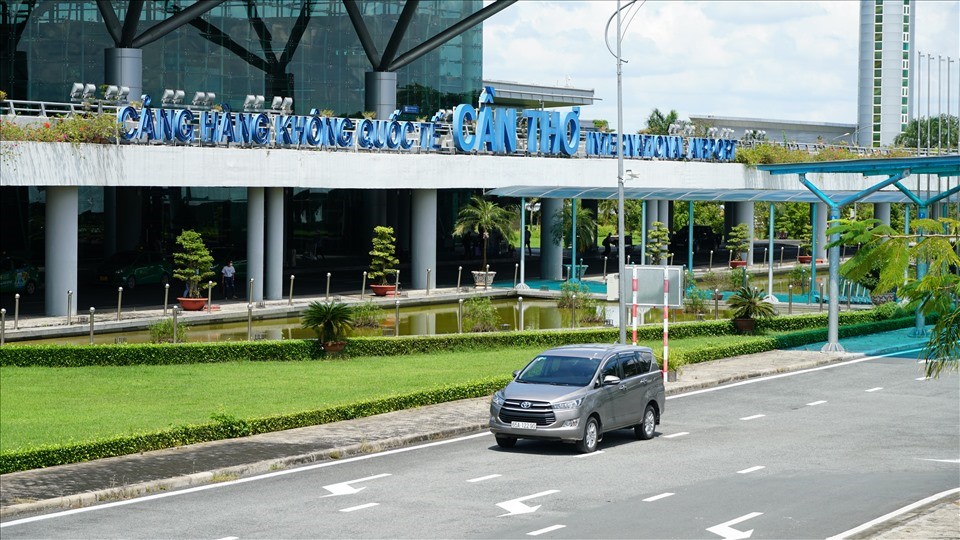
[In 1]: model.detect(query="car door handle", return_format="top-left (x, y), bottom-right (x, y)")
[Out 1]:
top-left (618, 384), bottom-right (627, 390)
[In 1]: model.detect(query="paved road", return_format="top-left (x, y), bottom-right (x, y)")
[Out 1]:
top-left (2, 350), bottom-right (956, 539)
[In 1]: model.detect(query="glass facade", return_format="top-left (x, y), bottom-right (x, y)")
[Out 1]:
top-left (0, 1), bottom-right (485, 266)
top-left (1, 0), bottom-right (482, 116)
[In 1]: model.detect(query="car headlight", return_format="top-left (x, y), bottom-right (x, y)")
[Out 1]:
top-left (552, 398), bottom-right (583, 410)
top-left (492, 391), bottom-right (505, 407)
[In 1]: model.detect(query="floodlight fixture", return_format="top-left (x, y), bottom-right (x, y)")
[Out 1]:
top-left (118, 86), bottom-right (131, 101)
top-left (161, 89), bottom-right (175, 105)
top-left (82, 84), bottom-right (96, 99)
top-left (270, 96), bottom-right (283, 110)
top-left (706, 127), bottom-right (719, 138)
top-left (104, 85), bottom-right (119, 100)
top-left (280, 97), bottom-right (293, 113)
top-left (682, 125), bottom-right (696, 136)
top-left (173, 90), bottom-right (185, 105)
top-left (243, 95), bottom-right (256, 110)
top-left (192, 91), bottom-right (206, 106)
top-left (70, 83), bottom-right (84, 100)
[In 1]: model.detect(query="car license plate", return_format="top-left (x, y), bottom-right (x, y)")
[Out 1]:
top-left (511, 421), bottom-right (536, 429)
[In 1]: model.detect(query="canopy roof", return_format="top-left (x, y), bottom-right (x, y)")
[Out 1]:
top-left (487, 155), bottom-right (959, 203)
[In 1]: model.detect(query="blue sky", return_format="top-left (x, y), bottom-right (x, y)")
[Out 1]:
top-left (483, 0), bottom-right (960, 132)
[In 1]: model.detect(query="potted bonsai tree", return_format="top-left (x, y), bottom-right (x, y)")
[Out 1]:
top-left (453, 195), bottom-right (515, 287)
top-left (369, 225), bottom-right (399, 296)
top-left (172, 229), bottom-right (216, 310)
top-left (301, 300), bottom-right (354, 353)
top-left (726, 223), bottom-right (751, 268)
top-left (728, 286), bottom-right (776, 334)
top-left (645, 221), bottom-right (671, 265)
top-left (798, 224), bottom-right (816, 264)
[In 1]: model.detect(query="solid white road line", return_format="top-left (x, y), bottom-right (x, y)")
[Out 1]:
top-left (663, 432), bottom-right (689, 438)
top-left (865, 387), bottom-right (883, 392)
top-left (216, 537), bottom-right (239, 540)
top-left (575, 450), bottom-right (605, 459)
top-left (737, 466), bottom-right (765, 474)
top-left (807, 400), bottom-right (827, 406)
top-left (825, 487), bottom-right (960, 540)
top-left (642, 492), bottom-right (675, 502)
top-left (340, 503), bottom-right (379, 513)
top-left (527, 525), bottom-right (566, 536)
top-left (468, 474), bottom-right (502, 483)
top-left (668, 348), bottom-right (924, 401)
top-left (915, 376), bottom-right (929, 381)
top-left (740, 414), bottom-right (765, 421)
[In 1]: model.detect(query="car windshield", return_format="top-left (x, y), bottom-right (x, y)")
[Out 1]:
top-left (515, 355), bottom-right (601, 387)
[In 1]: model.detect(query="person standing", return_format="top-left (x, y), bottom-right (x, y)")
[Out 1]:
top-left (222, 261), bottom-right (237, 299)
top-left (525, 226), bottom-right (532, 256)
top-left (602, 232), bottom-right (613, 257)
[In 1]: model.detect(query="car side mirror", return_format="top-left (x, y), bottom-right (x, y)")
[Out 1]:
top-left (603, 375), bottom-right (621, 386)
top-left (512, 370), bottom-right (520, 379)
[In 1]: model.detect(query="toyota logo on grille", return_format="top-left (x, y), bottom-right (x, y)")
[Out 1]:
top-left (520, 401), bottom-right (532, 409)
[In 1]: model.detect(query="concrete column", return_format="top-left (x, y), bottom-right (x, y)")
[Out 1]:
top-left (363, 190), bottom-right (387, 245)
top-left (645, 198), bottom-right (660, 229)
top-left (45, 187), bottom-right (78, 316)
top-left (398, 190), bottom-right (411, 255)
top-left (816, 202), bottom-right (829, 260)
top-left (735, 202), bottom-right (755, 264)
top-left (247, 187), bottom-right (264, 302)
top-left (364, 71), bottom-right (398, 122)
top-left (659, 200), bottom-right (671, 230)
top-left (540, 198), bottom-right (563, 280)
top-left (265, 187), bottom-right (284, 300)
top-left (411, 189), bottom-right (437, 289)
top-left (873, 203), bottom-right (891, 226)
top-left (104, 48), bottom-right (142, 102)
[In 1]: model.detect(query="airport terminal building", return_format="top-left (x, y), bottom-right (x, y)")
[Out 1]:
top-left (0, 1), bottom-right (955, 317)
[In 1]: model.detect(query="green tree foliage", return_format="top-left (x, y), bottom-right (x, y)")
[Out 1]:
top-left (671, 202), bottom-right (724, 234)
top-left (894, 115), bottom-right (959, 149)
top-left (645, 221), bottom-right (671, 264)
top-left (368, 225), bottom-right (399, 285)
top-left (550, 200), bottom-right (597, 253)
top-left (172, 230), bottom-right (215, 298)
top-left (643, 108), bottom-right (679, 135)
top-left (828, 217), bottom-right (960, 377)
top-left (453, 195), bottom-right (516, 271)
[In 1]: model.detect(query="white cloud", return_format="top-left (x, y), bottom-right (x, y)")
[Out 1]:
top-left (483, 0), bottom-right (960, 132)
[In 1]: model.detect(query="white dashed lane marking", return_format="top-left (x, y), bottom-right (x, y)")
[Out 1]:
top-left (468, 474), bottom-right (501, 483)
top-left (643, 492), bottom-right (675, 502)
top-left (575, 451), bottom-right (605, 459)
top-left (340, 503), bottom-right (379, 512)
top-left (663, 432), bottom-right (689, 438)
top-left (737, 466), bottom-right (766, 474)
top-left (865, 387), bottom-right (883, 392)
top-left (740, 414), bottom-right (766, 421)
top-left (527, 525), bottom-right (565, 536)
top-left (807, 400), bottom-right (827, 406)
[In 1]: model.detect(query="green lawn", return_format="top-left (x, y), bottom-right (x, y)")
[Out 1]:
top-left (0, 335), bottom-right (762, 453)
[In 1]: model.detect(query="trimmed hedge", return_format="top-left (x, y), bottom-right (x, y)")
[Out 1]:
top-left (0, 377), bottom-right (510, 474)
top-left (0, 305), bottom-right (909, 368)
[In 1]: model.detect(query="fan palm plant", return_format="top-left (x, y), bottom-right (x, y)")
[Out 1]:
top-left (728, 286), bottom-right (776, 334)
top-left (453, 195), bottom-right (516, 271)
top-left (301, 301), bottom-right (354, 344)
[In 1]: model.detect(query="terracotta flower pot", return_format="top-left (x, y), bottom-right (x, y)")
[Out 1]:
top-left (370, 284), bottom-right (396, 296)
top-left (730, 260), bottom-right (748, 268)
top-left (177, 297), bottom-right (208, 311)
top-left (323, 341), bottom-right (347, 353)
top-left (732, 317), bottom-right (756, 334)
top-left (797, 255), bottom-right (813, 264)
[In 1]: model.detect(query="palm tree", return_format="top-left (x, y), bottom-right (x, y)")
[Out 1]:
top-left (551, 201), bottom-right (597, 254)
top-left (453, 195), bottom-right (516, 271)
top-left (644, 108), bottom-right (679, 135)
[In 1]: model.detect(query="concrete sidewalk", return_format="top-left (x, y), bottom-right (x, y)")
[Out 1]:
top-left (1, 327), bottom-right (953, 539)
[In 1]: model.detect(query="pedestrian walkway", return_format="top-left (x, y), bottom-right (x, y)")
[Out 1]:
top-left (0, 327), bottom-right (940, 526)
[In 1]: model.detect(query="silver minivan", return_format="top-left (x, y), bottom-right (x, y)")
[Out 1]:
top-left (489, 344), bottom-right (665, 453)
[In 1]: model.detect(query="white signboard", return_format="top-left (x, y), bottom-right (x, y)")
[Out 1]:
top-left (624, 265), bottom-right (685, 307)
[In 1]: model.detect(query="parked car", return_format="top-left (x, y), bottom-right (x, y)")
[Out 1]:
top-left (0, 256), bottom-right (41, 295)
top-left (96, 250), bottom-right (171, 289)
top-left (670, 225), bottom-right (722, 253)
top-left (489, 344), bottom-right (665, 453)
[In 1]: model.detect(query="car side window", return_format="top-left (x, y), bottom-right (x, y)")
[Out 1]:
top-left (601, 357), bottom-right (621, 381)
top-left (640, 351), bottom-right (657, 372)
top-left (621, 353), bottom-right (640, 379)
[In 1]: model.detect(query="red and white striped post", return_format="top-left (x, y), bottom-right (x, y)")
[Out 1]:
top-left (662, 267), bottom-right (669, 377)
top-left (631, 266), bottom-right (639, 345)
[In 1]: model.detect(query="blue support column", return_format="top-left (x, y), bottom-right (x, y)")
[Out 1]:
top-left (518, 197), bottom-right (528, 289)
top-left (768, 202), bottom-right (775, 300)
top-left (910, 205), bottom-right (929, 337)
top-left (570, 198), bottom-right (577, 281)
top-left (640, 200), bottom-right (647, 265)
top-left (687, 200), bottom-right (694, 270)
top-left (822, 206), bottom-right (844, 352)
top-left (810, 203), bottom-right (817, 298)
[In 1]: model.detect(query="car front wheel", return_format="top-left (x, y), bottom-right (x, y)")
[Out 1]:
top-left (635, 405), bottom-right (656, 440)
top-left (495, 435), bottom-right (517, 449)
top-left (125, 276), bottom-right (136, 289)
top-left (576, 416), bottom-right (600, 453)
